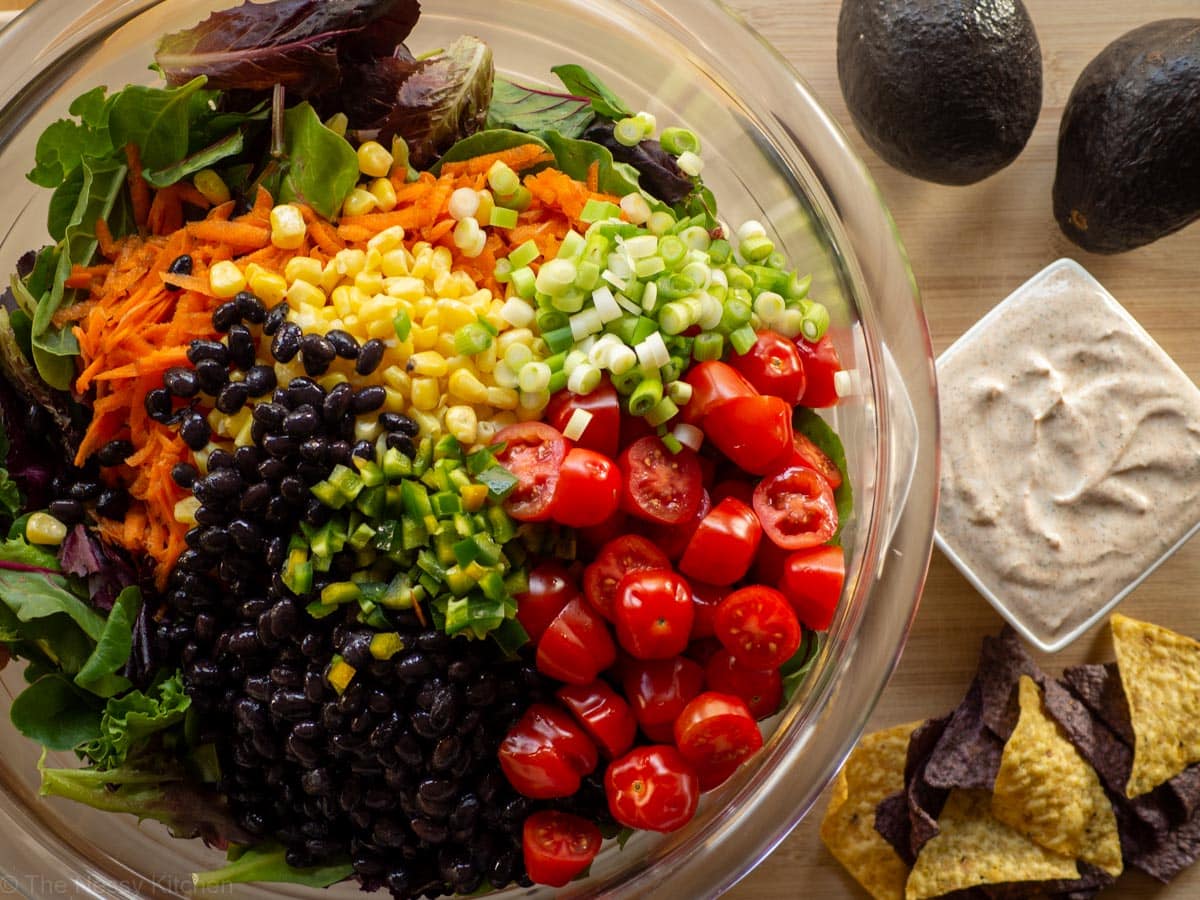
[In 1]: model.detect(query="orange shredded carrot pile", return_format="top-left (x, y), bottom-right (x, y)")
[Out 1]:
top-left (438, 143), bottom-right (554, 178)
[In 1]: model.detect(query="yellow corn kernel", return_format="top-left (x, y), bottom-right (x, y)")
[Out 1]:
top-left (26, 511), bottom-right (68, 545)
top-left (432, 246), bottom-right (454, 273)
top-left (369, 177), bottom-right (397, 212)
top-left (409, 409), bottom-right (442, 439)
top-left (342, 188), bottom-right (377, 218)
top-left (193, 169), bottom-right (231, 205)
top-left (285, 256), bottom-right (324, 286)
top-left (355, 270), bottom-right (384, 297)
top-left (366, 318), bottom-right (396, 341)
top-left (444, 354), bottom-right (472, 374)
top-left (383, 365), bottom-right (412, 394)
top-left (496, 328), bottom-right (534, 354)
top-left (435, 299), bottom-right (476, 332)
top-left (475, 419), bottom-right (501, 444)
top-left (410, 377), bottom-right (440, 411)
top-left (324, 111), bottom-right (349, 137)
top-left (408, 351), bottom-right (448, 378)
top-left (434, 333), bottom-right (457, 360)
top-left (275, 359), bottom-right (305, 386)
top-left (329, 285), bottom-right (355, 318)
top-left (444, 405), bottom-right (478, 445)
top-left (485, 386), bottom-right (519, 410)
top-left (412, 325), bottom-right (439, 352)
top-left (320, 372), bottom-right (349, 391)
top-left (357, 141), bottom-right (394, 178)
top-left (249, 268), bottom-right (287, 306)
top-left (233, 414), bottom-right (255, 448)
top-left (385, 275), bottom-right (424, 300)
top-left (412, 296), bottom-right (435, 320)
top-left (287, 279), bottom-right (327, 310)
top-left (460, 483), bottom-right (489, 513)
top-left (368, 226), bottom-right (406, 255)
top-left (448, 368), bottom-right (489, 404)
top-left (475, 190), bottom-right (495, 227)
top-left (270, 203), bottom-right (307, 250)
top-left (383, 386), bottom-right (408, 413)
top-left (355, 417), bottom-right (383, 443)
top-left (334, 249), bottom-right (367, 279)
top-left (433, 270), bottom-right (459, 298)
top-left (420, 308), bottom-right (441, 330)
top-left (476, 342), bottom-right (498, 373)
top-left (381, 248), bottom-right (412, 278)
top-left (174, 496), bottom-right (201, 527)
top-left (209, 260), bottom-right (246, 298)
top-left (327, 660), bottom-right (356, 695)
top-left (517, 402), bottom-right (547, 422)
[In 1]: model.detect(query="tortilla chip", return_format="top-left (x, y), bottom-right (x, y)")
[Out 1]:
top-left (925, 679), bottom-right (1004, 792)
top-left (1062, 663), bottom-right (1134, 747)
top-left (875, 791), bottom-right (915, 866)
top-left (821, 721), bottom-right (920, 900)
top-left (991, 677), bottom-right (1123, 876)
top-left (905, 789), bottom-right (1082, 900)
top-left (904, 714), bottom-right (952, 858)
top-left (1111, 613), bottom-right (1200, 797)
top-left (977, 627), bottom-right (1045, 741)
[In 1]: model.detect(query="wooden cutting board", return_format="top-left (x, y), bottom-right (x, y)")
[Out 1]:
top-left (724, 1), bottom-right (1200, 898)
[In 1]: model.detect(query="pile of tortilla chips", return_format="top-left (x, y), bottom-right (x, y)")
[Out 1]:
top-left (821, 614), bottom-right (1200, 899)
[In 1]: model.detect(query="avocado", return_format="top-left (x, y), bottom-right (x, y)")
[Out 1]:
top-left (1054, 20), bottom-right (1200, 254)
top-left (836, 0), bottom-right (1042, 185)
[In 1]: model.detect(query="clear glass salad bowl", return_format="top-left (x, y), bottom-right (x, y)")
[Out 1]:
top-left (0, 0), bottom-right (938, 896)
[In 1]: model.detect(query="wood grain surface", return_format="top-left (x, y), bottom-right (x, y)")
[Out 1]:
top-left (720, 1), bottom-right (1200, 898)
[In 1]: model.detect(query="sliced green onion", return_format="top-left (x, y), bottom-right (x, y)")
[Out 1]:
top-left (623, 234), bottom-right (659, 259)
top-left (628, 376), bottom-right (664, 416)
top-left (536, 308), bottom-right (569, 334)
top-left (509, 266), bottom-right (536, 300)
top-left (569, 308), bottom-right (604, 342)
top-left (504, 342), bottom-right (534, 370)
top-left (455, 322), bottom-right (493, 356)
top-left (676, 151), bottom-right (704, 177)
top-left (660, 127), bottom-right (701, 156)
top-left (740, 234), bottom-right (775, 262)
top-left (497, 185), bottom-right (533, 212)
top-left (567, 362), bottom-right (601, 395)
top-left (729, 325), bottom-right (757, 356)
top-left (494, 257), bottom-right (514, 284)
top-left (667, 380), bottom-right (693, 405)
top-left (634, 111), bottom-right (658, 136)
top-left (614, 117), bottom-right (644, 146)
top-left (620, 192), bottom-right (652, 225)
top-left (607, 344), bottom-right (637, 376)
top-left (499, 296), bottom-right (535, 328)
top-left (575, 259), bottom-right (601, 291)
top-left (647, 211), bottom-right (676, 235)
top-left (580, 199), bottom-right (623, 223)
top-left (592, 286), bottom-right (623, 323)
top-left (548, 369), bottom-right (568, 393)
top-left (801, 301), bottom-right (831, 342)
top-left (558, 230), bottom-right (587, 259)
top-left (657, 272), bottom-right (696, 300)
top-left (640, 280), bottom-right (660, 314)
top-left (543, 326), bottom-right (575, 354)
top-left (646, 396), bottom-right (679, 427)
top-left (563, 408), bottom-right (593, 440)
top-left (489, 205), bottom-right (519, 229)
top-left (785, 271), bottom-right (813, 300)
top-left (725, 265), bottom-right (754, 291)
top-left (508, 240), bottom-right (541, 270)
top-left (658, 235), bottom-right (687, 267)
top-left (659, 301), bottom-right (694, 335)
top-left (631, 315), bottom-right (659, 346)
top-left (693, 332), bottom-right (724, 361)
top-left (680, 226), bottom-right (711, 252)
top-left (635, 256), bottom-right (666, 279)
top-left (753, 290), bottom-right (786, 324)
top-left (517, 361), bottom-right (552, 393)
top-left (536, 258), bottom-right (578, 295)
top-left (660, 431), bottom-right (684, 454)
top-left (487, 160), bottom-right (520, 196)
top-left (551, 287), bottom-right (586, 313)
top-left (708, 238), bottom-right (732, 265)
top-left (393, 310), bottom-right (412, 341)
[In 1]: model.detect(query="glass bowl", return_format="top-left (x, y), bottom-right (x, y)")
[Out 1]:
top-left (0, 0), bottom-right (938, 896)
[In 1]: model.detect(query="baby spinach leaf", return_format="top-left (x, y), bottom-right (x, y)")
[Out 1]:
top-left (0, 534), bottom-right (59, 571)
top-left (68, 85), bottom-right (111, 124)
top-left (107, 76), bottom-right (211, 171)
top-left (792, 406), bottom-right (853, 541)
top-left (540, 131), bottom-right (644, 197)
top-left (0, 567), bottom-right (106, 642)
top-left (781, 630), bottom-right (824, 703)
top-left (487, 78), bottom-right (594, 138)
top-left (193, 844), bottom-right (353, 890)
top-left (277, 102), bottom-right (359, 220)
top-left (432, 129), bottom-right (551, 174)
top-left (74, 586), bottom-right (139, 698)
top-left (11, 674), bottom-right (103, 750)
top-left (551, 64), bottom-right (633, 121)
top-left (582, 121), bottom-right (693, 204)
top-left (27, 86), bottom-right (114, 189)
top-left (143, 129), bottom-right (244, 189)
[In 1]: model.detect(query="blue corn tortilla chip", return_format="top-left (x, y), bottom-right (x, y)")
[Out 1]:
top-left (874, 790), bottom-right (915, 866)
top-left (1062, 663), bottom-right (1134, 747)
top-left (977, 627), bottom-right (1046, 741)
top-left (906, 713), bottom-right (952, 858)
top-left (924, 679), bottom-right (1004, 792)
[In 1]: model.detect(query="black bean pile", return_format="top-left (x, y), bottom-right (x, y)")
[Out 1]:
top-left (147, 278), bottom-right (612, 897)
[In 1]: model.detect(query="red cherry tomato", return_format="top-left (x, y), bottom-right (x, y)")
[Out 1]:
top-left (545, 379), bottom-right (621, 459)
top-left (622, 656), bottom-right (705, 743)
top-left (613, 569), bottom-right (694, 660)
top-left (523, 810), bottom-right (602, 888)
top-left (686, 636), bottom-right (725, 667)
top-left (753, 537), bottom-right (792, 587)
top-left (491, 422), bottom-right (570, 521)
top-left (704, 648), bottom-right (784, 720)
top-left (702, 395), bottom-right (794, 475)
top-left (753, 464), bottom-right (838, 549)
top-left (779, 545), bottom-right (846, 631)
top-left (680, 361), bottom-right (758, 426)
top-left (515, 562), bottom-right (580, 643)
top-left (714, 585), bottom-right (802, 670)
top-left (688, 581), bottom-right (728, 640)
top-left (772, 432), bottom-right (843, 491)
top-left (582, 535), bottom-right (671, 621)
top-left (710, 479), bottom-right (754, 507)
top-left (637, 490), bottom-right (711, 562)
top-left (618, 436), bottom-right (704, 525)
top-left (556, 680), bottom-right (638, 759)
top-left (549, 447), bottom-right (622, 528)
top-left (674, 692), bottom-right (764, 790)
top-left (499, 703), bottom-right (598, 799)
top-left (678, 496), bottom-right (763, 586)
top-left (730, 330), bottom-right (807, 405)
top-left (795, 335), bottom-right (842, 408)
top-left (537, 598), bottom-right (617, 685)
top-left (605, 745), bottom-right (700, 832)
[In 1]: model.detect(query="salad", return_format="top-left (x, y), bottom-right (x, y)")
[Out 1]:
top-left (0, 0), bottom-right (852, 894)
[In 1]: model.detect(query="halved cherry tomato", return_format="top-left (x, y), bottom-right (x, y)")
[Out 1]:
top-left (583, 535), bottom-right (670, 621)
top-left (678, 496), bottom-right (763, 586)
top-left (491, 422), bottom-right (570, 521)
top-left (537, 598), bottom-right (617, 685)
top-left (523, 810), bottom-right (602, 888)
top-left (680, 361), bottom-right (757, 426)
top-left (557, 680), bottom-right (638, 759)
top-left (613, 570), bottom-right (694, 660)
top-left (688, 581), bottom-right (728, 640)
top-left (795, 334), bottom-right (842, 408)
top-left (730, 330), bottom-right (807, 405)
top-left (637, 490), bottom-right (711, 562)
top-left (674, 692), bottom-right (764, 790)
top-left (605, 745), bottom-right (699, 832)
top-left (622, 656), bottom-right (704, 743)
top-left (545, 379), bottom-right (621, 459)
top-left (499, 704), bottom-right (598, 799)
top-left (549, 447), bottom-right (622, 528)
top-left (779, 545), bottom-right (846, 631)
top-left (515, 562), bottom-right (580, 643)
top-left (702, 395), bottom-right (794, 475)
top-left (704, 647), bottom-right (784, 720)
top-left (714, 585), bottom-right (802, 669)
top-left (771, 432), bottom-right (843, 491)
top-left (753, 464), bottom-right (838, 549)
top-left (618, 436), bottom-right (704, 525)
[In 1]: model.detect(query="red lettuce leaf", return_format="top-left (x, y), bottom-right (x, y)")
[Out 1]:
top-left (154, 0), bottom-right (421, 96)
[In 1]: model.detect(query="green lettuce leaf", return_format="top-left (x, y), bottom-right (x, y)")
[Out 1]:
top-left (792, 406), bottom-right (853, 543)
top-left (73, 586), bottom-right (139, 698)
top-left (276, 102), bottom-right (360, 220)
top-left (107, 76), bottom-right (212, 171)
top-left (82, 672), bottom-right (191, 769)
top-left (193, 844), bottom-right (353, 890)
top-left (487, 78), bottom-right (594, 138)
top-left (550, 64), bottom-right (633, 121)
top-left (10, 674), bottom-right (103, 750)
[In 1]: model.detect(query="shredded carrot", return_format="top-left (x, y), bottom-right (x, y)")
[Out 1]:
top-left (185, 220), bottom-right (271, 252)
top-left (147, 184), bottom-right (184, 236)
top-left (587, 160), bottom-right (600, 193)
top-left (439, 144), bottom-right (554, 177)
top-left (95, 218), bottom-right (118, 260)
top-left (124, 144), bottom-right (152, 229)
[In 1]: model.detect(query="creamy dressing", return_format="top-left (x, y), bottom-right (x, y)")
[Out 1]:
top-left (936, 263), bottom-right (1200, 646)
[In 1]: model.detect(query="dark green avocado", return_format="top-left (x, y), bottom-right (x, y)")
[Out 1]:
top-left (1054, 19), bottom-right (1200, 254)
top-left (836, 0), bottom-right (1042, 185)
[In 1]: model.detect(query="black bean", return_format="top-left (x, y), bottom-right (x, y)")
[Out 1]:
top-left (297, 438), bottom-right (326, 464)
top-left (384, 432), bottom-right (415, 456)
top-left (325, 329), bottom-right (360, 360)
top-left (271, 323), bottom-right (302, 362)
top-left (301, 499), bottom-right (332, 527)
top-left (226, 325), bottom-right (256, 371)
top-left (203, 468), bottom-right (242, 498)
top-left (95, 438), bottom-right (135, 468)
top-left (207, 448), bottom-right (235, 470)
top-left (283, 405), bottom-right (320, 437)
top-left (188, 339), bottom-right (230, 366)
top-left (195, 358), bottom-right (229, 394)
top-left (144, 388), bottom-right (173, 423)
top-left (166, 254), bottom-right (193, 284)
top-left (194, 505), bottom-right (225, 526)
top-left (286, 377), bottom-right (325, 409)
top-left (237, 482), bottom-right (270, 514)
top-left (356, 339), bottom-right (385, 375)
top-left (328, 440), bottom-right (353, 466)
top-left (351, 440), bottom-right (374, 460)
top-left (197, 526), bottom-right (231, 554)
top-left (265, 494), bottom-right (293, 525)
top-left (300, 333), bottom-right (337, 366)
top-left (67, 480), bottom-right (101, 501)
top-left (410, 817), bottom-right (449, 845)
top-left (251, 401), bottom-right (287, 429)
top-left (243, 365), bottom-right (276, 397)
top-left (351, 385), bottom-right (386, 413)
top-left (321, 383), bottom-right (353, 424)
top-left (279, 475), bottom-right (306, 503)
top-left (379, 412), bottom-right (410, 434)
top-left (229, 518), bottom-right (263, 552)
top-left (212, 301), bottom-right (241, 333)
top-left (47, 499), bottom-right (84, 525)
top-left (262, 433), bottom-right (298, 459)
top-left (235, 291), bottom-right (266, 324)
top-left (262, 303), bottom-right (288, 337)
top-left (96, 488), bottom-right (130, 520)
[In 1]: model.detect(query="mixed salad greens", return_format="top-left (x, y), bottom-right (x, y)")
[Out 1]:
top-left (0, 0), bottom-right (847, 894)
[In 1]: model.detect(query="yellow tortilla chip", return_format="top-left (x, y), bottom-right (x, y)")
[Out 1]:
top-left (1111, 613), bottom-right (1200, 797)
top-left (991, 676), bottom-right (1122, 876)
top-left (820, 721), bottom-right (919, 900)
top-left (905, 789), bottom-right (1080, 900)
